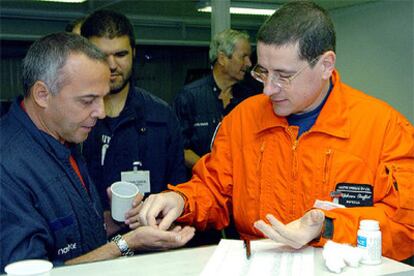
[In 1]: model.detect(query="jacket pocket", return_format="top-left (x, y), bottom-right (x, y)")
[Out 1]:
top-left (387, 165), bottom-right (414, 226)
top-left (48, 213), bottom-right (82, 261)
top-left (312, 148), bottom-right (375, 200)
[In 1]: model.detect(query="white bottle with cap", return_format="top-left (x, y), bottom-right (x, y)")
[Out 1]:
top-left (357, 219), bottom-right (382, 265)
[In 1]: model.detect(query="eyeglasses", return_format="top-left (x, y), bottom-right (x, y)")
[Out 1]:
top-left (251, 56), bottom-right (320, 90)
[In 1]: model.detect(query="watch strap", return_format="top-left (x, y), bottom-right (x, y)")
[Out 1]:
top-left (111, 234), bottom-right (134, 256)
top-left (310, 217), bottom-right (334, 244)
top-left (322, 217), bottom-right (334, 239)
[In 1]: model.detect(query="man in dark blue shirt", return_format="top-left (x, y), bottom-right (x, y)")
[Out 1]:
top-left (81, 10), bottom-right (187, 235)
top-left (173, 29), bottom-right (256, 168)
top-left (0, 33), bottom-right (194, 273)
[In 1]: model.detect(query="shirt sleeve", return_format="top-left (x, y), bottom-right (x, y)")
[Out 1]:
top-left (172, 89), bottom-right (193, 150)
top-left (168, 113), bottom-right (234, 231)
top-left (0, 170), bottom-right (53, 272)
top-left (165, 107), bottom-right (188, 185)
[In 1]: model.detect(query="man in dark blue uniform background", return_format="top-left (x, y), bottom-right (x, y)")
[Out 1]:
top-left (81, 10), bottom-right (187, 236)
top-left (173, 29), bottom-right (257, 169)
top-left (172, 29), bottom-right (261, 245)
top-left (0, 32), bottom-right (194, 272)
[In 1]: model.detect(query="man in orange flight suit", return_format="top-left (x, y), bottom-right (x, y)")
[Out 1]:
top-left (138, 1), bottom-right (414, 261)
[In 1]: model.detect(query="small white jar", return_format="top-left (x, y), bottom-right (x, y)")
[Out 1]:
top-left (357, 219), bottom-right (382, 265)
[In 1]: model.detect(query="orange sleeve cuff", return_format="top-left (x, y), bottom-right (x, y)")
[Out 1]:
top-left (166, 184), bottom-right (192, 222)
top-left (309, 216), bottom-right (334, 247)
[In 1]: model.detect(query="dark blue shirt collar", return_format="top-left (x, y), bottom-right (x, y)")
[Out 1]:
top-left (287, 79), bottom-right (333, 137)
top-left (11, 96), bottom-right (72, 160)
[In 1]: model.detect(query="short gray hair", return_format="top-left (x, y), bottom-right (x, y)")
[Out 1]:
top-left (209, 29), bottom-right (250, 63)
top-left (22, 32), bottom-right (107, 97)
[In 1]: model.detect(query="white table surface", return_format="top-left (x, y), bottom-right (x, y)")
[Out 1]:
top-left (3, 245), bottom-right (413, 276)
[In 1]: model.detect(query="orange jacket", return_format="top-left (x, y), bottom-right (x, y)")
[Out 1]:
top-left (170, 70), bottom-right (414, 261)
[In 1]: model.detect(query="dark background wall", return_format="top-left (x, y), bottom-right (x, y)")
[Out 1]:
top-left (0, 41), bottom-right (210, 106)
top-left (134, 45), bottom-right (210, 104)
top-left (1, 0), bottom-right (412, 122)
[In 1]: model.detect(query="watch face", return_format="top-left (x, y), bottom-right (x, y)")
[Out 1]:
top-left (118, 239), bottom-right (128, 252)
top-left (112, 234), bottom-right (134, 256)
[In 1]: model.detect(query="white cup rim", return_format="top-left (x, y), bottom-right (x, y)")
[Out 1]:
top-left (111, 181), bottom-right (139, 198)
top-left (5, 259), bottom-right (53, 275)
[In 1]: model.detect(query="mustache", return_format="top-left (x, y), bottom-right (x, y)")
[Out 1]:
top-left (110, 68), bottom-right (122, 74)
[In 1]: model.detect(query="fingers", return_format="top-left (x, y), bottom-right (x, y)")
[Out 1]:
top-left (138, 192), bottom-right (183, 229)
top-left (156, 225), bottom-right (195, 246)
top-left (158, 209), bottom-right (179, 231)
top-left (266, 214), bottom-right (286, 230)
top-left (306, 209), bottom-right (325, 225)
top-left (301, 209), bottom-right (325, 241)
top-left (254, 220), bottom-right (280, 239)
top-left (170, 226), bottom-right (195, 246)
top-left (138, 195), bottom-right (160, 227)
top-left (170, 224), bottom-right (181, 232)
top-left (254, 220), bottom-right (290, 245)
top-left (132, 193), bottom-right (144, 208)
top-left (127, 225), bottom-right (195, 251)
top-left (254, 216), bottom-right (303, 249)
top-left (265, 214), bottom-right (296, 241)
top-left (125, 201), bottom-right (143, 220)
top-left (106, 187), bottom-right (112, 202)
top-left (267, 215), bottom-right (303, 248)
top-left (125, 215), bottom-right (141, 229)
top-left (179, 226), bottom-right (196, 244)
top-left (148, 226), bottom-right (194, 248)
top-left (128, 221), bottom-right (140, 230)
top-left (264, 211), bottom-right (324, 248)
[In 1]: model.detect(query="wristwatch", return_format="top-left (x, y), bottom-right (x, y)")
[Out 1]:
top-left (323, 217), bottom-right (334, 239)
top-left (310, 217), bottom-right (334, 244)
top-left (111, 234), bottom-right (134, 256)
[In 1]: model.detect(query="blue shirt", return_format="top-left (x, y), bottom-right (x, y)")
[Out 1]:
top-left (287, 80), bottom-right (333, 137)
top-left (173, 74), bottom-right (261, 156)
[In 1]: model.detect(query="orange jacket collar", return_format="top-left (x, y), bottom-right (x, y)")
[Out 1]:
top-left (256, 70), bottom-right (350, 139)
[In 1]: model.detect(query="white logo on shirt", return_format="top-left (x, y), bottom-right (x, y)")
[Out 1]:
top-left (101, 135), bottom-right (111, 166)
top-left (57, 243), bottom-right (77, 255)
top-left (194, 122), bottom-right (209, 127)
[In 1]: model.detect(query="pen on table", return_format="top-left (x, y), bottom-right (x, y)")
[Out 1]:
top-left (244, 239), bottom-right (251, 260)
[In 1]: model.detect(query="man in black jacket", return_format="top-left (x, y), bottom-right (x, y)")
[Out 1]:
top-left (81, 10), bottom-right (188, 236)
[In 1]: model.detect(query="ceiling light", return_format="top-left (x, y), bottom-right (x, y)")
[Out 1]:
top-left (198, 6), bottom-right (276, 16)
top-left (38, 0), bottom-right (87, 3)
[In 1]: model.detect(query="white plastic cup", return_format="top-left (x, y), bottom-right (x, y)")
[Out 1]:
top-left (110, 181), bottom-right (139, 222)
top-left (5, 259), bottom-right (53, 276)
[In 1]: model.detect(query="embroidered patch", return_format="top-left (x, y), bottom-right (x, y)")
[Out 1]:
top-left (335, 183), bottom-right (373, 207)
top-left (194, 122), bottom-right (209, 127)
top-left (48, 214), bottom-right (74, 232)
